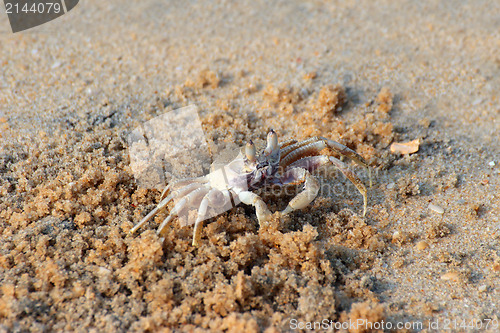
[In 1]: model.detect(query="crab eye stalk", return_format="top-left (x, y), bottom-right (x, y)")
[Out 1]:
top-left (246, 140), bottom-right (256, 162)
top-left (264, 129), bottom-right (278, 155)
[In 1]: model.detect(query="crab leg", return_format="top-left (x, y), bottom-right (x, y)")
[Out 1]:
top-left (237, 190), bottom-right (272, 227)
top-left (160, 176), bottom-right (208, 200)
top-left (280, 137), bottom-right (372, 187)
top-left (191, 189), bottom-right (213, 246)
top-left (328, 156), bottom-right (367, 216)
top-left (319, 137), bottom-right (372, 187)
top-left (280, 167), bottom-right (320, 216)
top-left (280, 140), bottom-right (330, 168)
top-left (130, 182), bottom-right (204, 234)
top-left (279, 138), bottom-right (298, 149)
top-left (156, 186), bottom-right (211, 237)
top-left (288, 155), bottom-right (367, 217)
top-left (163, 182), bottom-right (204, 207)
top-left (191, 189), bottom-right (233, 246)
top-left (279, 137), bottom-right (317, 161)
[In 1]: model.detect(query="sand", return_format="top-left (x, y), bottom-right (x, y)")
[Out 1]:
top-left (0, 0), bottom-right (499, 332)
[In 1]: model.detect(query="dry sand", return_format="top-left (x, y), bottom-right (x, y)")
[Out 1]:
top-left (0, 0), bottom-right (499, 332)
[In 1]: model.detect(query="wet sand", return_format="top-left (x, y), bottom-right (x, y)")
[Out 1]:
top-left (0, 1), bottom-right (499, 332)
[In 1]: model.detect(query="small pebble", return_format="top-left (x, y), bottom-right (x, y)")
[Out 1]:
top-left (441, 272), bottom-right (460, 282)
top-left (386, 182), bottom-right (395, 189)
top-left (472, 98), bottom-right (483, 106)
top-left (478, 285), bottom-right (487, 293)
top-left (428, 203), bottom-right (444, 214)
top-left (97, 267), bottom-right (111, 276)
top-left (488, 161), bottom-right (495, 167)
top-left (390, 139), bottom-right (420, 154)
top-left (416, 241), bottom-right (429, 250)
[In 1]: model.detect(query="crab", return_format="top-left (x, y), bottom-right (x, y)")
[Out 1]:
top-left (130, 130), bottom-right (371, 246)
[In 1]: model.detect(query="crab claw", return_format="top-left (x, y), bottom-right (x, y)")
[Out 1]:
top-left (264, 129), bottom-right (278, 155)
top-left (246, 140), bottom-right (256, 162)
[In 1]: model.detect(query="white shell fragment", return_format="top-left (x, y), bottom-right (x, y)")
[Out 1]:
top-left (441, 272), bottom-right (460, 281)
top-left (390, 139), bottom-right (420, 154)
top-left (428, 203), bottom-right (444, 214)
